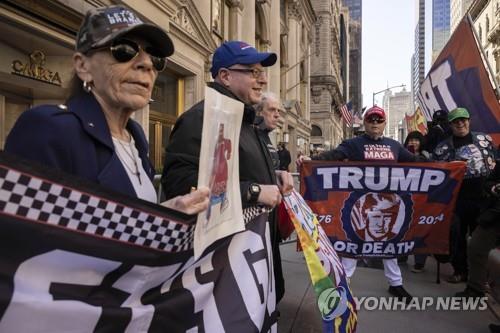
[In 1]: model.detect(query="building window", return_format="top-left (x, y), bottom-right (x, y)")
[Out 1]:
top-left (311, 125), bottom-right (322, 137)
top-left (478, 24), bottom-right (482, 43)
top-left (486, 15), bottom-right (490, 32)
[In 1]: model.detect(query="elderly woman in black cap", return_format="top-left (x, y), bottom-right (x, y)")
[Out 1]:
top-left (5, 5), bottom-right (208, 213)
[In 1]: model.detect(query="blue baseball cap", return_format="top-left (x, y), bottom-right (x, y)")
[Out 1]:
top-left (210, 41), bottom-right (277, 78)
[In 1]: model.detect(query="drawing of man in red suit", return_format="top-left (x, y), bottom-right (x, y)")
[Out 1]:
top-left (207, 123), bottom-right (232, 220)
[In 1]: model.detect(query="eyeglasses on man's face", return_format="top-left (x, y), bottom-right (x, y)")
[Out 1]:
top-left (89, 38), bottom-right (167, 72)
top-left (226, 67), bottom-right (267, 79)
top-left (365, 117), bottom-right (385, 124)
top-left (450, 118), bottom-right (469, 125)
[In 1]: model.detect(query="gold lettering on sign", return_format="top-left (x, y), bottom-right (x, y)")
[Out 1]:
top-left (11, 50), bottom-right (62, 86)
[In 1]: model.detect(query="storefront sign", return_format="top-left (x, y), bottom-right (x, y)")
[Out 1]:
top-left (11, 50), bottom-right (62, 86)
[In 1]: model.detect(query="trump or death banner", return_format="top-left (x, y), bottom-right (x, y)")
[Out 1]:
top-left (284, 190), bottom-right (357, 333)
top-left (417, 16), bottom-right (500, 145)
top-left (0, 152), bottom-right (277, 332)
top-left (301, 161), bottom-right (466, 258)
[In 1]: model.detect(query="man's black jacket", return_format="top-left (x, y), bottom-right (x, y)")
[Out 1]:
top-left (161, 82), bottom-right (277, 207)
top-left (278, 148), bottom-right (291, 171)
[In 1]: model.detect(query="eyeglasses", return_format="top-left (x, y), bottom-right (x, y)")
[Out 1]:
top-left (365, 117), bottom-right (385, 124)
top-left (90, 39), bottom-right (167, 72)
top-left (227, 67), bottom-right (266, 79)
top-left (450, 118), bottom-right (469, 125)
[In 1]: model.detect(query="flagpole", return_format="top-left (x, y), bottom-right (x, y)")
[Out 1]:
top-left (467, 14), bottom-right (500, 99)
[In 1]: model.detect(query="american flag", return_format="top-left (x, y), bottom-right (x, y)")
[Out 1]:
top-left (340, 101), bottom-right (353, 126)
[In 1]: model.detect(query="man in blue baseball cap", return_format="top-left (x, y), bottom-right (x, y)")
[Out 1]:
top-left (210, 41), bottom-right (277, 78)
top-left (209, 40), bottom-right (277, 104)
top-left (161, 41), bottom-right (291, 311)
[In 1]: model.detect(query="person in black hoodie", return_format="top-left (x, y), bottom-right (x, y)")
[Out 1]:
top-left (161, 41), bottom-right (293, 305)
top-left (278, 144), bottom-right (292, 171)
top-left (424, 109), bottom-right (451, 152)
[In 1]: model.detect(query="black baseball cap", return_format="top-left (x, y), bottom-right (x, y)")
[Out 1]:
top-left (432, 110), bottom-right (447, 121)
top-left (76, 6), bottom-right (174, 57)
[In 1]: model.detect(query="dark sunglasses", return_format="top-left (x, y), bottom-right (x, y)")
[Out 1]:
top-left (91, 39), bottom-right (167, 72)
top-left (366, 117), bottom-right (385, 124)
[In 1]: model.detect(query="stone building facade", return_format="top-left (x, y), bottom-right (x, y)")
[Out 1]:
top-left (279, 0), bottom-right (315, 168)
top-left (450, 0), bottom-right (474, 33)
top-left (471, 0), bottom-right (500, 91)
top-left (0, 0), bottom-right (315, 172)
top-left (342, 0), bottom-right (362, 117)
top-left (309, 0), bottom-right (349, 152)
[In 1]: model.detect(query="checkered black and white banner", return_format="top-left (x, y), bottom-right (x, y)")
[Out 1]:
top-left (0, 152), bottom-right (277, 332)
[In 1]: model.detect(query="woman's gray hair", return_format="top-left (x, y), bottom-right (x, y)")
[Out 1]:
top-left (254, 92), bottom-right (281, 114)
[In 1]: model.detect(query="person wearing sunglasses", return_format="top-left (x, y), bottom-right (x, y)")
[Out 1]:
top-left (5, 6), bottom-right (208, 214)
top-left (298, 105), bottom-right (419, 303)
top-left (161, 41), bottom-right (294, 308)
top-left (433, 107), bottom-right (497, 285)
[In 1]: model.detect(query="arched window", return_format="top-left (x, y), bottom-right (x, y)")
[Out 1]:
top-left (311, 125), bottom-right (322, 137)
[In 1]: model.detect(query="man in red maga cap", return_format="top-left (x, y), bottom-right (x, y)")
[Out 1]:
top-left (299, 105), bottom-right (422, 303)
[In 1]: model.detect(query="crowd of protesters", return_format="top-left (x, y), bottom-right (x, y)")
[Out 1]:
top-left (2, 4), bottom-right (499, 332)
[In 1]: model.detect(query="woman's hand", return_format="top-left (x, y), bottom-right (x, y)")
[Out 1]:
top-left (161, 186), bottom-right (210, 215)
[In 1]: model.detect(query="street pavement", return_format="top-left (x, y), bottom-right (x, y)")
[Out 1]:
top-left (277, 240), bottom-right (500, 333)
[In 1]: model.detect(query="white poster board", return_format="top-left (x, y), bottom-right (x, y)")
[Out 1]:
top-left (194, 87), bottom-right (245, 258)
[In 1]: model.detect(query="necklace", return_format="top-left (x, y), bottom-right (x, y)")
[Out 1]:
top-left (114, 136), bottom-right (142, 185)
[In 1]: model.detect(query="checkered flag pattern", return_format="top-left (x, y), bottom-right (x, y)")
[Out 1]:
top-left (0, 166), bottom-right (193, 252)
top-left (243, 205), bottom-right (272, 223)
top-left (0, 166), bottom-right (270, 252)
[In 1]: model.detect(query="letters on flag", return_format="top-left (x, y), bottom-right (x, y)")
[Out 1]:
top-left (0, 152), bottom-right (277, 332)
top-left (283, 190), bottom-right (357, 333)
top-left (300, 161), bottom-right (466, 258)
top-left (417, 17), bottom-right (500, 145)
top-left (340, 102), bottom-right (353, 127)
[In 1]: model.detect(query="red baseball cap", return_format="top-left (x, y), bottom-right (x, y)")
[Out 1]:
top-left (364, 106), bottom-right (386, 120)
